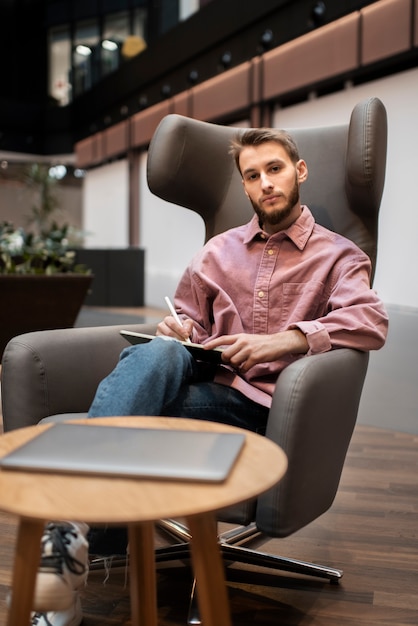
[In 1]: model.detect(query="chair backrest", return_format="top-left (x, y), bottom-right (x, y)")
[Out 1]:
top-left (147, 97), bottom-right (387, 279)
top-left (146, 100), bottom-right (387, 537)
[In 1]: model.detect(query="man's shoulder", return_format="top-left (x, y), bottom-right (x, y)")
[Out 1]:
top-left (311, 220), bottom-right (367, 257)
top-left (205, 222), bottom-right (250, 245)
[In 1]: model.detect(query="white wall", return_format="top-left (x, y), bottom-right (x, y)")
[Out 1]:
top-left (81, 67), bottom-right (418, 310)
top-left (272, 67), bottom-right (418, 309)
top-left (80, 153), bottom-right (205, 308)
top-left (83, 159), bottom-right (129, 248)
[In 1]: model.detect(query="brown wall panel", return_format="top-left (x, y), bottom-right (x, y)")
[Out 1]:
top-left (75, 133), bottom-right (104, 168)
top-left (76, 0), bottom-right (417, 171)
top-left (75, 137), bottom-right (95, 168)
top-left (75, 137), bottom-right (94, 167)
top-left (130, 101), bottom-right (172, 148)
top-left (250, 57), bottom-right (262, 104)
top-left (361, 0), bottom-right (412, 64)
top-left (191, 62), bottom-right (251, 121)
top-left (263, 13), bottom-right (359, 100)
top-left (172, 91), bottom-right (191, 117)
top-left (102, 120), bottom-right (129, 160)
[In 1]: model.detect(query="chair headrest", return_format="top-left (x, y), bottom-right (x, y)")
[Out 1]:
top-left (147, 97), bottom-right (387, 274)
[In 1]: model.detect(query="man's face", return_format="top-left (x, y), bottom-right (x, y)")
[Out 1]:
top-left (239, 141), bottom-right (308, 234)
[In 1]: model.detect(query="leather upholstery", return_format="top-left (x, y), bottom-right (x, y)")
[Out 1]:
top-left (148, 97), bottom-right (387, 273)
top-left (1, 97), bottom-right (387, 537)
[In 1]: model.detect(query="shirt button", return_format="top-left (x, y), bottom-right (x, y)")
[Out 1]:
top-left (267, 249), bottom-right (274, 256)
top-left (258, 291), bottom-right (265, 298)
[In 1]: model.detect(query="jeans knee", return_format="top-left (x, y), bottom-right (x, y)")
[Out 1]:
top-left (120, 337), bottom-right (196, 375)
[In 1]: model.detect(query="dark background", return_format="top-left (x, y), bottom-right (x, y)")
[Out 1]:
top-left (0, 0), bottom-right (396, 156)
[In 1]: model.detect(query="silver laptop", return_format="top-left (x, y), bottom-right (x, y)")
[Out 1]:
top-left (0, 423), bottom-right (246, 483)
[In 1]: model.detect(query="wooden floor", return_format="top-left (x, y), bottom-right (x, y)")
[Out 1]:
top-left (0, 305), bottom-right (418, 625)
top-left (0, 424), bottom-right (417, 625)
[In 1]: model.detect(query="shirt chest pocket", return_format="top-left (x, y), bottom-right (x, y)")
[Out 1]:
top-left (281, 281), bottom-right (327, 324)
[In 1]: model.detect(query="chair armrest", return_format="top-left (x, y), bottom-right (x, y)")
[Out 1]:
top-left (1, 323), bottom-right (158, 431)
top-left (256, 348), bottom-right (369, 537)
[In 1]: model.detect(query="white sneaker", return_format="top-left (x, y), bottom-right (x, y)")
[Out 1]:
top-left (31, 591), bottom-right (82, 626)
top-left (33, 522), bottom-right (89, 613)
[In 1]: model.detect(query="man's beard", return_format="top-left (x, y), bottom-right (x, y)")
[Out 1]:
top-left (251, 175), bottom-right (300, 230)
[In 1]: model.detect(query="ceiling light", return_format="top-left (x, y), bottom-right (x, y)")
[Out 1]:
top-left (311, 1), bottom-right (327, 26)
top-left (260, 29), bottom-right (274, 50)
top-left (49, 165), bottom-right (67, 180)
top-left (188, 70), bottom-right (199, 84)
top-left (102, 39), bottom-right (118, 51)
top-left (76, 45), bottom-right (92, 56)
top-left (220, 51), bottom-right (232, 68)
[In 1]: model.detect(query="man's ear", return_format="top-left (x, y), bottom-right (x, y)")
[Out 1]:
top-left (297, 159), bottom-right (308, 183)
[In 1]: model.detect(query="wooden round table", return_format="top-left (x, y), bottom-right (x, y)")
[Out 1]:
top-left (0, 416), bottom-right (287, 626)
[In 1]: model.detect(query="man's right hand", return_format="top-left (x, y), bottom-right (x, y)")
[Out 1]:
top-left (156, 316), bottom-right (194, 343)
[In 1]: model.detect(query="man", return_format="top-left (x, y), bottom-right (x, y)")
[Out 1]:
top-left (31, 128), bottom-right (388, 626)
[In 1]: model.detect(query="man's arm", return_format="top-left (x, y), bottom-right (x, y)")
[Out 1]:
top-left (290, 259), bottom-right (388, 355)
top-left (205, 329), bottom-right (308, 373)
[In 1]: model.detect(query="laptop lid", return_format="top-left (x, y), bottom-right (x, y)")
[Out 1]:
top-left (0, 423), bottom-right (246, 483)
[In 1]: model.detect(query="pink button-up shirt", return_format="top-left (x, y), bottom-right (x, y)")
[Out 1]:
top-left (174, 206), bottom-right (388, 408)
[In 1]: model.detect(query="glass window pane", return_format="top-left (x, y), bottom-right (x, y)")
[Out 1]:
top-left (73, 20), bottom-right (100, 96)
top-left (133, 7), bottom-right (147, 40)
top-left (102, 11), bottom-right (129, 76)
top-left (48, 26), bottom-right (71, 106)
top-left (159, 0), bottom-right (179, 35)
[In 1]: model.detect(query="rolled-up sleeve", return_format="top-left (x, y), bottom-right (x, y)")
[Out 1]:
top-left (289, 256), bottom-right (389, 354)
top-left (292, 320), bottom-right (332, 354)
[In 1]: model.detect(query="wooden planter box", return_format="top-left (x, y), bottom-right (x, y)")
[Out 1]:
top-left (0, 274), bottom-right (93, 359)
top-left (74, 248), bottom-right (145, 306)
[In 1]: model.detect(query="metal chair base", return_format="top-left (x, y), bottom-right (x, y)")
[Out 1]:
top-left (156, 519), bottom-right (343, 581)
top-left (90, 519), bottom-right (343, 626)
top-left (156, 519), bottom-right (343, 625)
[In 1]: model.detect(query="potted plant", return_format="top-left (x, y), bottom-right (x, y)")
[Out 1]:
top-left (0, 164), bottom-right (93, 359)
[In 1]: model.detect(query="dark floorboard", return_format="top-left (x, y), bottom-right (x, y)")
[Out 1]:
top-left (0, 303), bottom-right (417, 624)
top-left (0, 425), bottom-right (417, 625)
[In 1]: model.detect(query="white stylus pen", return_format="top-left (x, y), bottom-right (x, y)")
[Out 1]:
top-left (164, 296), bottom-right (192, 343)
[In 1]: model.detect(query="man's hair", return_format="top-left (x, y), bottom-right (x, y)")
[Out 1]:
top-left (229, 128), bottom-right (300, 173)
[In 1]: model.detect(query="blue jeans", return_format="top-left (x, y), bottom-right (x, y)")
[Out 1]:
top-left (88, 337), bottom-right (268, 434)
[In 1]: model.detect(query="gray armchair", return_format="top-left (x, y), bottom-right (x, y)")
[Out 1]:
top-left (1, 98), bottom-right (387, 593)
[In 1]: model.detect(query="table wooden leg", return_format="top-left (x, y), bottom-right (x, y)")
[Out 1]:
top-left (187, 513), bottom-right (232, 626)
top-left (128, 522), bottom-right (157, 626)
top-left (7, 517), bottom-right (44, 626)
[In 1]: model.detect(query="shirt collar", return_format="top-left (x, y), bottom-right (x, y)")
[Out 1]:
top-left (243, 205), bottom-right (315, 250)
